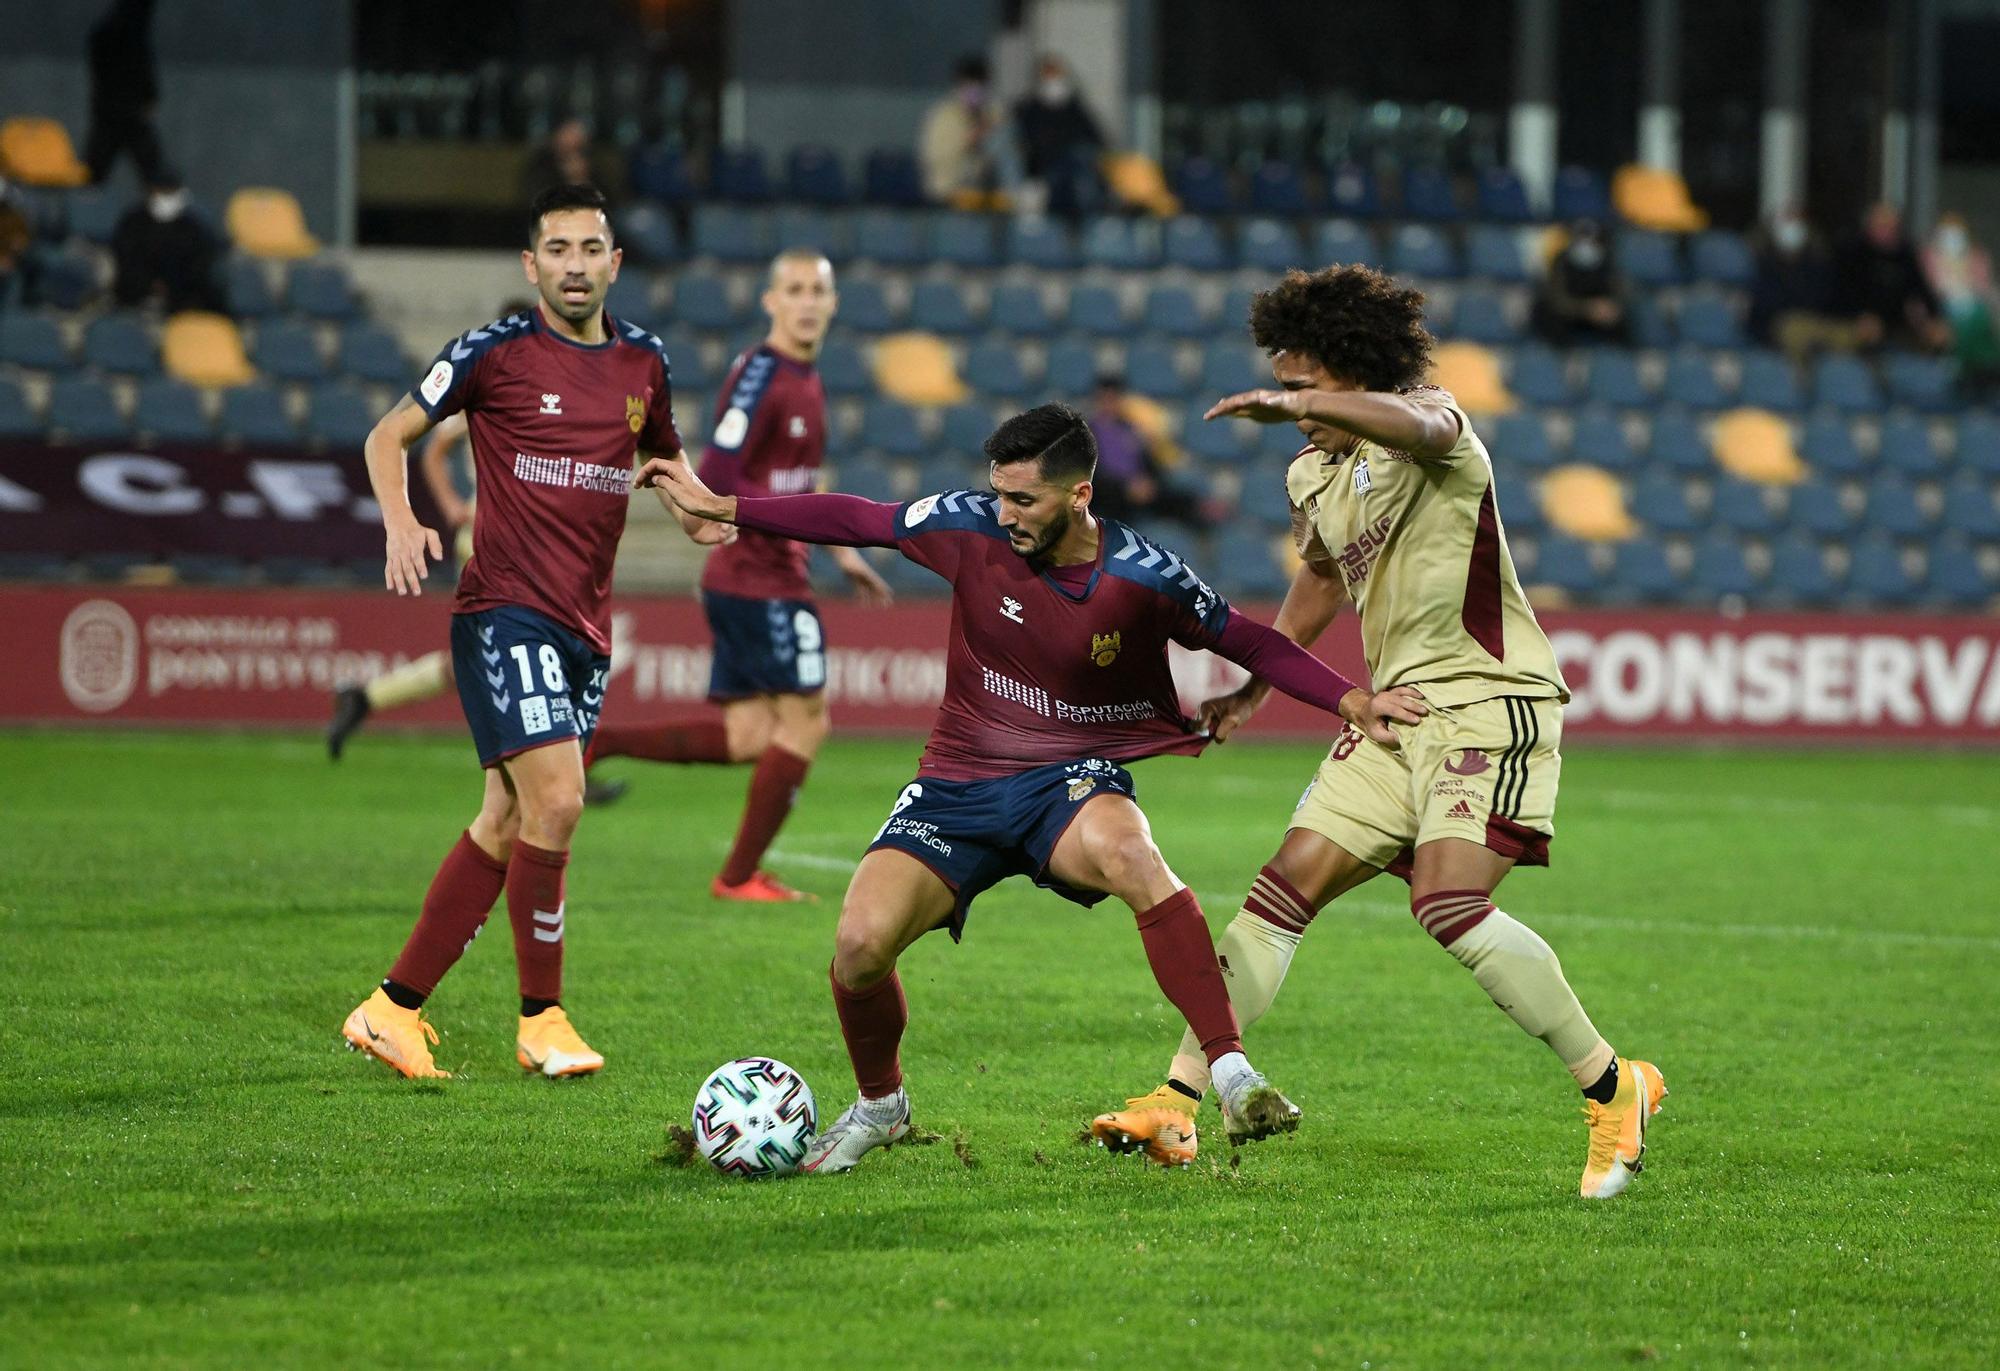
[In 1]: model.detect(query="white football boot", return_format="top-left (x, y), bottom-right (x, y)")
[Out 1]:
top-left (798, 1090), bottom-right (911, 1174)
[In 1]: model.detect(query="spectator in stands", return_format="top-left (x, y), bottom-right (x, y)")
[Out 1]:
top-left (1921, 212), bottom-right (2000, 387)
top-left (1012, 55), bottom-right (1103, 218)
top-left (111, 171), bottom-right (224, 313)
top-left (85, 0), bottom-right (169, 185)
top-left (919, 56), bottom-right (1015, 210)
top-left (1838, 202), bottom-right (1949, 353)
top-left (1531, 220), bottom-right (1629, 346)
top-left (519, 118), bottom-right (627, 206)
top-left (0, 177), bottom-right (34, 311)
top-left (1084, 374), bottom-right (1211, 534)
top-left (1748, 204), bottom-right (1867, 359)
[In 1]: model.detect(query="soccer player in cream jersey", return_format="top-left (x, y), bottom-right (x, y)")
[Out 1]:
top-left (1092, 265), bottom-right (1667, 1198)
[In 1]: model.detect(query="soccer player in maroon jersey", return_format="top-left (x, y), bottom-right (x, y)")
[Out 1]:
top-left (340, 183), bottom-right (724, 1081)
top-left (638, 403), bottom-right (1425, 1171)
top-left (586, 249), bottom-right (892, 902)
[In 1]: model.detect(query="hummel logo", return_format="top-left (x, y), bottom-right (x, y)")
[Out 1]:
top-left (540, 392), bottom-right (562, 414)
top-left (1446, 799), bottom-right (1476, 820)
top-left (1000, 595), bottom-right (1024, 623)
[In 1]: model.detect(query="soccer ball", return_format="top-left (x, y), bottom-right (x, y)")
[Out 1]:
top-left (691, 1057), bottom-right (817, 1178)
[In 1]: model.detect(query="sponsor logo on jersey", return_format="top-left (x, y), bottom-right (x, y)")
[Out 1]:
top-left (1000, 595), bottom-right (1024, 623)
top-left (1444, 748), bottom-right (1490, 776)
top-left (1067, 777), bottom-right (1096, 801)
top-left (1090, 630), bottom-right (1121, 667)
top-left (789, 414), bottom-right (807, 438)
top-left (1445, 798), bottom-right (1476, 820)
top-left (420, 360), bottom-right (454, 406)
top-left (540, 392), bottom-right (563, 415)
top-left (1334, 514), bottom-right (1396, 588)
top-left (626, 394), bottom-right (646, 433)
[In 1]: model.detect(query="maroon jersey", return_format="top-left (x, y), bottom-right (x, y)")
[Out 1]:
top-left (413, 307), bottom-right (681, 653)
top-left (890, 490), bottom-right (1231, 780)
top-left (696, 345), bottom-right (826, 600)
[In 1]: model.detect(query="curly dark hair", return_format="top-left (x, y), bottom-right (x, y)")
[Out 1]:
top-left (1246, 265), bottom-right (1434, 392)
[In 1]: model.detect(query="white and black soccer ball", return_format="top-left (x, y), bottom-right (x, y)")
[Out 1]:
top-left (691, 1057), bottom-right (817, 1179)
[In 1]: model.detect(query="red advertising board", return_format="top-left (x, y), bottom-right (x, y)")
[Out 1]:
top-left (3, 585), bottom-right (1997, 743)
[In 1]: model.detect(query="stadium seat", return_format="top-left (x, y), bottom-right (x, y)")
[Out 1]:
top-left (1882, 352), bottom-right (1955, 413)
top-left (1169, 157), bottom-right (1234, 215)
top-left (1240, 462), bottom-right (1297, 526)
top-left (1066, 285), bottom-right (1129, 338)
top-left (1238, 218), bottom-right (1305, 273)
top-left (1528, 534), bottom-right (1600, 597)
top-left (169, 555), bottom-right (250, 586)
top-left (1325, 161), bottom-right (1380, 218)
top-left (1180, 404), bottom-right (1255, 462)
top-left (1495, 473), bottom-right (1544, 536)
top-left (1689, 533), bottom-right (1755, 599)
top-left (1676, 291), bottom-right (1744, 349)
top-left (833, 459), bottom-right (902, 504)
top-left (915, 451), bottom-right (972, 494)
top-left (1767, 534), bottom-right (1839, 604)
top-left (1612, 165), bottom-right (1708, 233)
top-left (1626, 294), bottom-right (1675, 349)
top-left (690, 205), bottom-right (772, 264)
top-left (1925, 536), bottom-right (1997, 607)
top-left (1863, 475), bottom-right (1935, 537)
top-left (772, 206), bottom-right (846, 258)
top-left (1629, 471), bottom-right (1698, 533)
top-left (672, 276), bottom-right (741, 331)
top-left (834, 277), bottom-right (899, 333)
top-left (909, 280), bottom-right (979, 336)
top-left (1712, 407), bottom-right (1806, 484)
top-left (1141, 286), bottom-right (1206, 339)
top-left (1689, 230), bottom-right (1756, 286)
top-left (1584, 350), bottom-right (1650, 408)
top-left (1541, 464), bottom-right (1636, 540)
top-left (1044, 338), bottom-right (1101, 398)
top-left (651, 325), bottom-right (706, 389)
top-left (1612, 536), bottom-right (1681, 602)
top-left (785, 145), bottom-right (849, 205)
top-left (162, 312), bottom-right (255, 388)
top-left (1248, 161), bottom-right (1310, 215)
top-left (862, 148), bottom-right (925, 208)
top-left (1569, 408), bottom-right (1637, 471)
top-left (1551, 166), bottom-right (1612, 222)
top-left (1307, 219), bottom-right (1373, 271)
top-left (1163, 216), bottom-right (1229, 271)
top-left (1646, 408), bottom-right (1714, 473)
top-left (1388, 224), bottom-right (1459, 279)
top-left (1431, 341), bottom-right (1515, 414)
top-left (1848, 534), bottom-right (1919, 605)
top-left (252, 318), bottom-right (327, 382)
top-left (1505, 345), bottom-right (1573, 407)
top-left (220, 384), bottom-right (299, 446)
top-left (1662, 349), bottom-right (1730, 409)
top-left (0, 116), bottom-right (89, 186)
top-left (1475, 166), bottom-right (1535, 223)
top-left (618, 202), bottom-right (681, 264)
top-left (0, 311), bottom-right (69, 369)
top-left (988, 283), bottom-right (1056, 337)
top-left (1465, 225), bottom-right (1530, 283)
top-left (1401, 166), bottom-right (1461, 221)
top-left (628, 144), bottom-right (697, 204)
top-left (1211, 526), bottom-right (1293, 599)
top-left (1940, 473), bottom-right (2000, 539)
top-left (1614, 228), bottom-right (1682, 287)
top-left (869, 332), bottom-right (967, 407)
top-left (1798, 411), bottom-right (1867, 476)
top-left (1738, 351), bottom-right (1804, 411)
top-left (83, 313), bottom-right (158, 375)
top-left (1956, 413), bottom-right (2000, 476)
top-left (287, 260), bottom-right (355, 319)
top-left (1812, 354), bottom-right (1885, 413)
top-left (810, 336), bottom-right (867, 397)
top-left (1081, 216), bottom-right (1157, 271)
top-left (605, 271), bottom-right (662, 331)
top-left (1877, 413), bottom-right (1944, 478)
top-left (306, 383), bottom-right (376, 449)
top-left (938, 402), bottom-right (994, 455)
top-left (0, 551), bottom-right (71, 580)
top-left (857, 398), bottom-right (925, 458)
top-left (336, 322), bottom-right (409, 386)
top-left (224, 257), bottom-right (276, 318)
top-left (934, 214), bottom-right (1002, 269)
top-left (65, 185), bottom-right (124, 244)
top-left (1123, 340), bottom-right (1187, 399)
top-left (852, 210), bottom-right (925, 267)
top-left (711, 146), bottom-right (773, 203)
top-left (1488, 411), bottom-right (1558, 470)
top-left (226, 188), bottom-right (320, 258)
top-left (46, 376), bottom-right (127, 442)
top-left (0, 377), bottom-right (37, 438)
top-left (1711, 474), bottom-right (1781, 533)
top-left (1198, 342), bottom-right (1263, 396)
top-left (963, 337), bottom-right (1031, 397)
top-left (1447, 290), bottom-right (1518, 345)
top-left (1788, 480), bottom-right (1857, 537)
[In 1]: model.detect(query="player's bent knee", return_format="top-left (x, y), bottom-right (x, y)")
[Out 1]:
top-left (831, 919), bottom-right (896, 987)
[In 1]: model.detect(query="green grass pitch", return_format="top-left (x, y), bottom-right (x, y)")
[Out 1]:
top-left (3, 729), bottom-right (1996, 1368)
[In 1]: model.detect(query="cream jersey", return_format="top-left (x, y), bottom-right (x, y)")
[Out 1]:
top-left (1285, 386), bottom-right (1568, 709)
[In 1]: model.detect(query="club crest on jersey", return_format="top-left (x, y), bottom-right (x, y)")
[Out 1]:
top-left (1444, 749), bottom-right (1490, 776)
top-left (540, 393), bottom-right (562, 415)
top-left (1353, 457), bottom-right (1372, 496)
top-left (1090, 631), bottom-right (1122, 666)
top-left (1067, 777), bottom-right (1096, 801)
top-left (626, 394), bottom-right (645, 433)
top-left (789, 414), bottom-right (807, 438)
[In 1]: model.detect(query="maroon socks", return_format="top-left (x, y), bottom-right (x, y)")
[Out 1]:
top-left (830, 964), bottom-right (907, 1097)
top-left (588, 719), bottom-right (732, 765)
top-left (1136, 887), bottom-right (1244, 1062)
top-left (718, 746), bottom-right (812, 886)
top-left (386, 831), bottom-right (508, 1001)
top-left (505, 839), bottom-right (569, 1004)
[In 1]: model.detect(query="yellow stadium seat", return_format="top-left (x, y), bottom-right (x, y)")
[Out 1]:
top-left (1541, 464), bottom-right (1637, 541)
top-left (162, 312), bottom-right (257, 388)
top-left (1430, 341), bottom-right (1516, 416)
top-left (871, 332), bottom-right (968, 407)
top-left (1101, 152), bottom-right (1180, 218)
top-left (1612, 165), bottom-right (1709, 233)
top-left (1712, 407), bottom-right (1806, 485)
top-left (226, 188), bottom-right (321, 259)
top-left (0, 116), bottom-right (90, 187)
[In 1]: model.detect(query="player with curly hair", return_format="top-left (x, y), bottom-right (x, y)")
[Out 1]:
top-left (1091, 264), bottom-right (1666, 1198)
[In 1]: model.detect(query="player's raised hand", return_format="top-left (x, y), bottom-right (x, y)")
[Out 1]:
top-left (1204, 389), bottom-right (1305, 424)
top-left (1197, 684), bottom-right (1263, 743)
top-left (1339, 684), bottom-right (1428, 750)
top-left (634, 453), bottom-right (732, 522)
top-left (384, 516), bottom-right (443, 596)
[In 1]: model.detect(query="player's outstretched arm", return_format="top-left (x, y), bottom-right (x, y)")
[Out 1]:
top-left (637, 449), bottom-right (737, 546)
top-left (1198, 560), bottom-right (1347, 740)
top-left (1209, 609), bottom-right (1427, 750)
top-left (364, 395), bottom-right (444, 596)
top-left (640, 457), bottom-right (902, 549)
top-left (1205, 387), bottom-right (1460, 459)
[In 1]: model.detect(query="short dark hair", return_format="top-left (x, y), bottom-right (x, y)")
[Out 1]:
top-left (985, 402), bottom-right (1097, 485)
top-left (528, 183), bottom-right (611, 246)
top-left (1248, 264), bottom-right (1433, 392)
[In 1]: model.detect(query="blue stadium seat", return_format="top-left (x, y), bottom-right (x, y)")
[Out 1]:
top-left (1627, 294), bottom-right (1675, 349)
top-left (1241, 464), bottom-right (1296, 525)
top-left (1864, 474), bottom-right (1935, 537)
top-left (1199, 342), bottom-right (1263, 396)
top-left (287, 261), bottom-right (355, 319)
top-left (1676, 291), bottom-right (1744, 350)
top-left (1711, 475), bottom-right (1781, 534)
top-left (712, 146), bottom-right (773, 203)
top-left (224, 256), bottom-right (275, 318)
top-left (1613, 536), bottom-right (1681, 602)
top-left (0, 551), bottom-right (72, 580)
top-left (1239, 218), bottom-right (1305, 273)
top-left (1630, 471), bottom-right (1698, 532)
top-left (65, 185), bottom-right (124, 243)
top-left (1081, 216), bottom-right (1157, 270)
top-left (656, 326), bottom-right (709, 388)
top-left (1926, 537), bottom-right (1997, 607)
top-left (1848, 534), bottom-right (1919, 605)
top-left (834, 278), bottom-right (898, 333)
top-left (963, 337), bottom-right (1031, 397)
top-left (1000, 217), bottom-right (1068, 270)
top-left (1689, 534), bottom-right (1756, 599)
top-left (815, 337), bottom-right (870, 397)
top-left (772, 206), bottom-right (846, 258)
top-left (1259, 422), bottom-right (1309, 462)
top-left (1688, 231), bottom-right (1755, 287)
top-left (1882, 352), bottom-right (1956, 412)
top-left (1475, 166), bottom-right (1535, 223)
top-left (220, 384), bottom-right (299, 446)
top-left (36, 249), bottom-right (95, 310)
top-left (1044, 338), bottom-right (1099, 396)
top-left (629, 144), bottom-right (697, 204)
top-left (1496, 475), bottom-right (1544, 536)
top-left (690, 204), bottom-right (772, 264)
top-left (1569, 408), bottom-right (1636, 471)
top-left (168, 555), bottom-right (250, 586)
top-left (1529, 534), bottom-right (1600, 596)
top-left (1812, 354), bottom-right (1884, 413)
top-left (1877, 413), bottom-right (1944, 478)
top-left (914, 452), bottom-right (972, 494)
top-left (45, 376), bottom-right (125, 442)
top-left (1552, 166), bottom-right (1611, 222)
top-left (0, 312), bottom-right (69, 369)
top-left (0, 377), bottom-right (37, 438)
top-left (1065, 285), bottom-right (1129, 338)
top-left (1506, 346), bottom-right (1574, 406)
top-left (619, 202), bottom-right (681, 264)
top-left (785, 145), bottom-right (849, 205)
top-left (852, 210), bottom-right (925, 267)
top-left (306, 383), bottom-right (375, 450)
top-left (1326, 161), bottom-right (1381, 218)
top-left (84, 313), bottom-right (157, 375)
top-left (859, 399), bottom-right (924, 458)
top-left (1796, 412), bottom-right (1864, 476)
top-left (252, 319), bottom-right (325, 382)
top-left (1941, 473), bottom-right (2000, 538)
top-left (1488, 410), bottom-right (1558, 470)
top-left (1211, 526), bottom-right (1291, 598)
top-left (909, 280), bottom-right (978, 335)
top-left (1221, 285), bottom-right (1258, 335)
top-left (1163, 216), bottom-right (1229, 271)
top-left (605, 271), bottom-right (660, 332)
top-left (1465, 225), bottom-right (1529, 283)
top-left (863, 148), bottom-right (925, 208)
top-left (988, 283), bottom-right (1055, 337)
top-left (1170, 157), bottom-right (1234, 215)
top-left (1739, 351), bottom-right (1804, 411)
top-left (834, 458), bottom-right (902, 504)
top-left (1768, 534), bottom-right (1839, 604)
top-left (1142, 286), bottom-right (1205, 339)
top-left (1248, 161), bottom-right (1310, 215)
top-left (1388, 224), bottom-right (1460, 279)
top-left (1662, 350), bottom-right (1730, 409)
top-left (1788, 480), bottom-right (1856, 536)
top-left (1957, 413), bottom-right (2000, 476)
top-left (1401, 166), bottom-right (1461, 221)
top-left (1647, 408), bottom-right (1714, 472)
top-left (1449, 289), bottom-right (1518, 344)
top-left (673, 276), bottom-right (742, 332)
top-left (1314, 219), bottom-right (1380, 270)
top-left (1181, 405), bottom-right (1255, 461)
top-left (135, 376), bottom-right (213, 443)
top-left (938, 402), bottom-right (993, 454)
top-left (1123, 340), bottom-right (1187, 399)
top-left (1584, 350), bottom-right (1649, 408)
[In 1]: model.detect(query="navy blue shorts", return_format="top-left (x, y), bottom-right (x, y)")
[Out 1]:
top-left (866, 758), bottom-right (1137, 939)
top-left (450, 605), bottom-right (610, 768)
top-left (703, 590), bottom-right (826, 700)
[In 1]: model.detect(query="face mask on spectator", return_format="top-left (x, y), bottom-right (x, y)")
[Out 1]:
top-left (149, 189), bottom-right (187, 222)
top-left (1937, 225), bottom-right (1969, 256)
top-left (1774, 219), bottom-right (1807, 253)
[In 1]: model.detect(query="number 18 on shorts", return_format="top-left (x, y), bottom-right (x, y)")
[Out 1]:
top-left (450, 605), bottom-right (611, 766)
